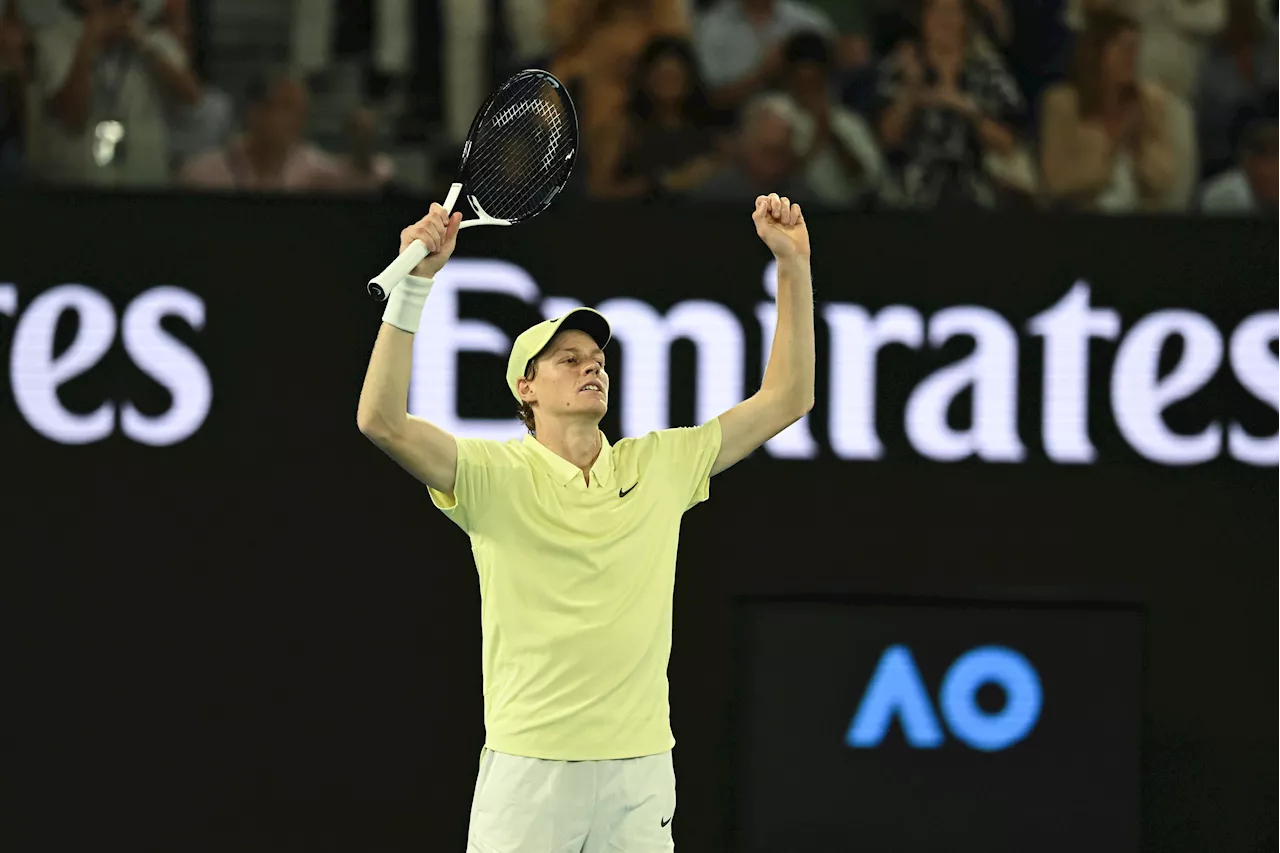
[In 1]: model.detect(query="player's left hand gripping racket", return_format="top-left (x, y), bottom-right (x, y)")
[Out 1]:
top-left (367, 69), bottom-right (579, 301)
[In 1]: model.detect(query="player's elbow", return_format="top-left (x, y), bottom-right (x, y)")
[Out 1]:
top-left (356, 408), bottom-right (395, 445)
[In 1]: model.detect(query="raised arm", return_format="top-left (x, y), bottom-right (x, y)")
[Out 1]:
top-left (711, 193), bottom-right (815, 476)
top-left (356, 206), bottom-right (464, 495)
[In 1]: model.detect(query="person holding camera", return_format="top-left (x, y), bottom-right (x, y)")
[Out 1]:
top-left (27, 0), bottom-right (199, 187)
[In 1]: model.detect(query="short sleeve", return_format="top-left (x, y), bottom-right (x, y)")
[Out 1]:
top-left (427, 437), bottom-right (518, 533)
top-left (647, 419), bottom-right (723, 512)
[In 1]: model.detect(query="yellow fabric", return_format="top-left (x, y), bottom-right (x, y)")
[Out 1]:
top-left (429, 419), bottom-right (723, 760)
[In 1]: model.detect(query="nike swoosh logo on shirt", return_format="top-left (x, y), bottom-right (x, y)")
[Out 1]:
top-left (619, 482), bottom-right (638, 498)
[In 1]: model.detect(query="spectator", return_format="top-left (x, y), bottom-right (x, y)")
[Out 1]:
top-left (588, 35), bottom-right (722, 198)
top-left (1198, 89), bottom-right (1280, 211)
top-left (1040, 8), bottom-right (1184, 211)
top-left (1195, 0), bottom-right (1278, 176)
top-left (27, 0), bottom-right (200, 187)
top-left (874, 0), bottom-right (1026, 209)
top-left (336, 105), bottom-right (395, 193)
top-left (159, 0), bottom-right (233, 172)
top-left (794, 0), bottom-right (886, 71)
top-left (178, 69), bottom-right (343, 192)
top-left (779, 30), bottom-right (887, 208)
top-left (1, 0), bottom-right (27, 181)
top-left (693, 92), bottom-right (814, 200)
top-left (550, 0), bottom-right (689, 154)
top-left (694, 0), bottom-right (836, 110)
top-left (1064, 0), bottom-right (1227, 100)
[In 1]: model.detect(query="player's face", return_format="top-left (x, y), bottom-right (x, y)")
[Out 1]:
top-left (531, 330), bottom-right (609, 423)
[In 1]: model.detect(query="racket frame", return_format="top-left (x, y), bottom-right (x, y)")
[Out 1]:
top-left (367, 69), bottom-right (576, 303)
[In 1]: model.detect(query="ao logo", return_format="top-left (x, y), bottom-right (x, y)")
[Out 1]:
top-left (846, 645), bottom-right (1042, 752)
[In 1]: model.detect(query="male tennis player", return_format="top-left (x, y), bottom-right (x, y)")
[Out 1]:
top-left (356, 193), bottom-right (814, 852)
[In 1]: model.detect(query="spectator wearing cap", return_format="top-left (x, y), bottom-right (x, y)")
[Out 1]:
top-left (1040, 7), bottom-right (1190, 211)
top-left (693, 92), bottom-right (815, 201)
top-left (1195, 0), bottom-right (1278, 177)
top-left (694, 0), bottom-right (836, 111)
top-left (588, 35), bottom-right (723, 199)
top-left (1199, 108), bottom-right (1277, 213)
top-left (178, 69), bottom-right (343, 192)
top-left (874, 0), bottom-right (1025, 209)
top-left (779, 30), bottom-right (887, 208)
top-left (27, 0), bottom-right (200, 187)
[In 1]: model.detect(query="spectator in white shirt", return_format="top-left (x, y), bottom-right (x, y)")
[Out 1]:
top-left (694, 0), bottom-right (836, 110)
top-left (780, 30), bottom-right (887, 208)
top-left (28, 0), bottom-right (199, 187)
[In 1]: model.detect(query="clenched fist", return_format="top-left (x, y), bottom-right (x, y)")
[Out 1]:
top-left (753, 193), bottom-right (810, 260)
top-left (401, 204), bottom-right (463, 279)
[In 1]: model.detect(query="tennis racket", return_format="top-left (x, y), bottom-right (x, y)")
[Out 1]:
top-left (367, 69), bottom-right (579, 301)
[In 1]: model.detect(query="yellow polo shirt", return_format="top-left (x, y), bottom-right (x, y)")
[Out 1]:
top-left (428, 419), bottom-right (723, 761)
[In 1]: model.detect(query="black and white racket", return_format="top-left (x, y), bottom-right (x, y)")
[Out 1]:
top-left (367, 69), bottom-right (579, 301)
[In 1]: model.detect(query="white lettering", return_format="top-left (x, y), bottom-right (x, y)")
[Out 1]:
top-left (0, 283), bottom-right (15, 318)
top-left (1227, 312), bottom-right (1279, 466)
top-left (1112, 311), bottom-right (1223, 465)
top-left (1028, 281), bottom-right (1121, 463)
top-left (596, 297), bottom-right (744, 437)
top-left (825, 304), bottom-right (924, 460)
top-left (906, 307), bottom-right (1025, 462)
top-left (759, 259), bottom-right (818, 458)
top-left (11, 285), bottom-right (117, 444)
top-left (119, 288), bottom-right (213, 447)
top-left (412, 259), bottom-right (535, 440)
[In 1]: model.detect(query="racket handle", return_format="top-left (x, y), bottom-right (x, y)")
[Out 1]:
top-left (367, 183), bottom-right (464, 302)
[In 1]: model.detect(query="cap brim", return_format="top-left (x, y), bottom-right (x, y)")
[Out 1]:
top-left (555, 308), bottom-right (611, 351)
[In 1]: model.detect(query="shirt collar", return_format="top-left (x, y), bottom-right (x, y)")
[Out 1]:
top-left (522, 432), bottom-right (615, 489)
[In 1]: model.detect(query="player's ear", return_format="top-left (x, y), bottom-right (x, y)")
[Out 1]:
top-left (517, 376), bottom-right (536, 404)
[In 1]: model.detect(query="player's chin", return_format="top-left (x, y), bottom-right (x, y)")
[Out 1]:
top-left (573, 395), bottom-right (608, 415)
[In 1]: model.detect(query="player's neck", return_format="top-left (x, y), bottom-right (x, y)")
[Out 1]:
top-left (534, 419), bottom-right (603, 480)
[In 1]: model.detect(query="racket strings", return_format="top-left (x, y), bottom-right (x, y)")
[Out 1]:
top-left (464, 76), bottom-right (577, 222)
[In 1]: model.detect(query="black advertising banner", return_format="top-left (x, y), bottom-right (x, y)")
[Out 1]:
top-left (2, 189), bottom-right (1276, 853)
top-left (733, 597), bottom-right (1142, 852)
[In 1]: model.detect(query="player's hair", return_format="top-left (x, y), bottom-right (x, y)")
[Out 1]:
top-left (517, 359), bottom-right (539, 434)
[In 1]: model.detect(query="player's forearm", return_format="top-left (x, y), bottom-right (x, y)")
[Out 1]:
top-left (759, 256), bottom-right (816, 413)
top-left (356, 322), bottom-right (416, 441)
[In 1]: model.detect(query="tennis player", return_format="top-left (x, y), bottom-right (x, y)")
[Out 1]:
top-left (356, 193), bottom-right (814, 852)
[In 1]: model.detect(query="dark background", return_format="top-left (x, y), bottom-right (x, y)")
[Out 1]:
top-left (734, 597), bottom-right (1143, 853)
top-left (2, 188), bottom-right (1276, 852)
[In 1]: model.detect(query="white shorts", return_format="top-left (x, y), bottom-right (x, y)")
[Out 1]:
top-left (466, 747), bottom-right (677, 853)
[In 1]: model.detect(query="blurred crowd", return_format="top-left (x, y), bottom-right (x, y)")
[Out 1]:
top-left (1, 0), bottom-right (1275, 215)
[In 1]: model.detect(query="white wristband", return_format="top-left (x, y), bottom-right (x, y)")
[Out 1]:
top-left (381, 275), bottom-right (434, 334)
